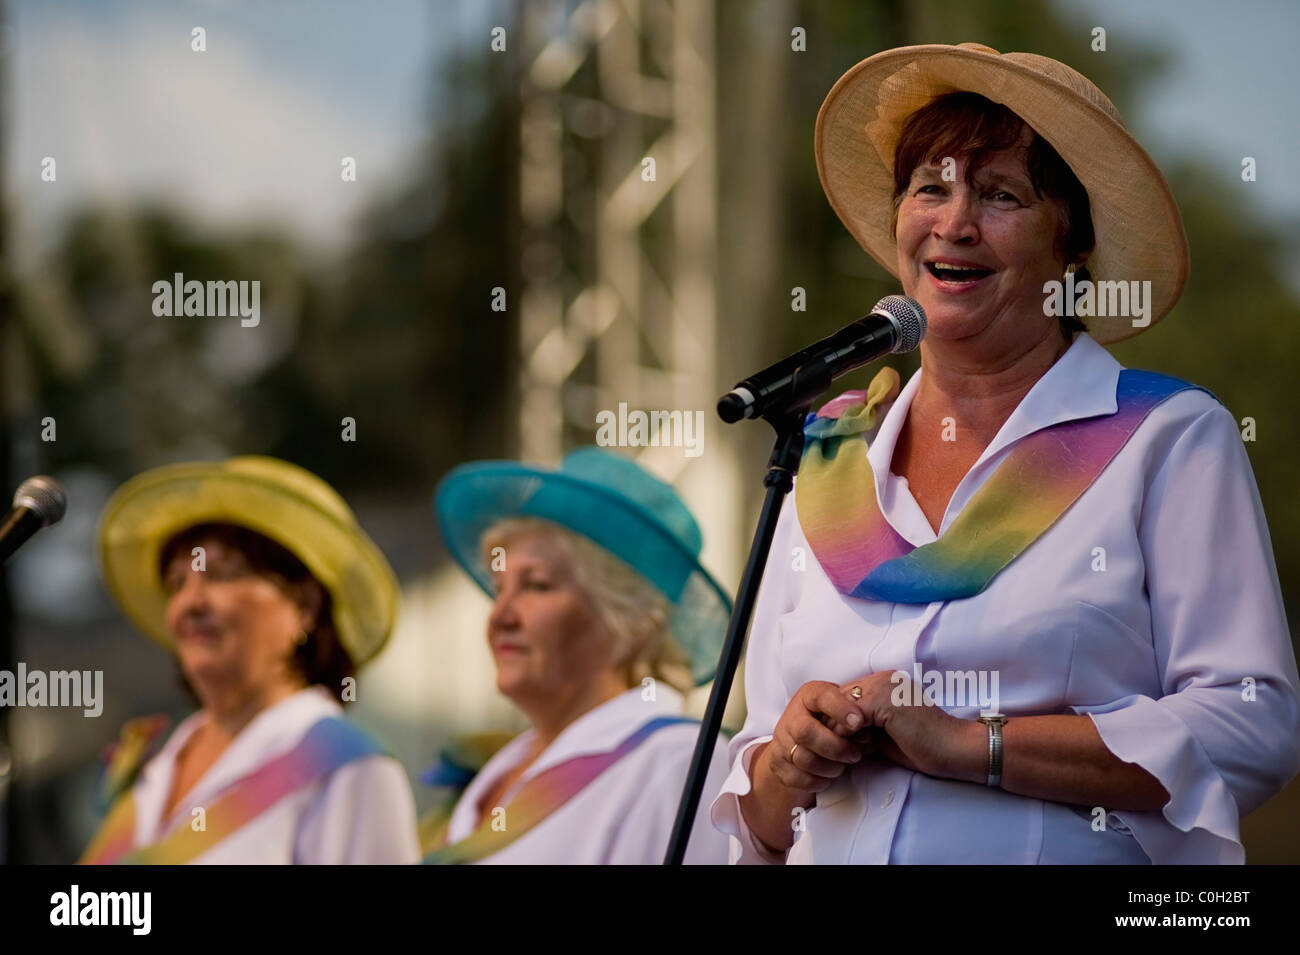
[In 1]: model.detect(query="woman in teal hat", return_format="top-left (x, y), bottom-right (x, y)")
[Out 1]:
top-left (421, 446), bottom-right (733, 864)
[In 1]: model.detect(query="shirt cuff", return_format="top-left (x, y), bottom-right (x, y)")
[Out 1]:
top-left (1083, 696), bottom-right (1244, 864)
top-left (709, 735), bottom-right (788, 865)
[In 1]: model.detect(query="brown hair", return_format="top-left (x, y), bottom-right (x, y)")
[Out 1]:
top-left (891, 91), bottom-right (1094, 337)
top-left (159, 523), bottom-right (357, 704)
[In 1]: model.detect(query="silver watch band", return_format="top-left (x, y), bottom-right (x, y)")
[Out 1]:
top-left (986, 720), bottom-right (1002, 787)
top-left (979, 714), bottom-right (1005, 787)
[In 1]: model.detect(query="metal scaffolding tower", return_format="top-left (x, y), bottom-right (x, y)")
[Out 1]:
top-left (515, 0), bottom-right (745, 587)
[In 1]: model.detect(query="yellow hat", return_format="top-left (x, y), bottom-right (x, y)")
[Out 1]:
top-left (815, 42), bottom-right (1189, 343)
top-left (96, 456), bottom-right (399, 667)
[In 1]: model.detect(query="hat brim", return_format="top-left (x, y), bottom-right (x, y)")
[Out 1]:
top-left (97, 461), bottom-right (399, 667)
top-left (816, 44), bottom-right (1189, 343)
top-left (434, 461), bottom-right (733, 686)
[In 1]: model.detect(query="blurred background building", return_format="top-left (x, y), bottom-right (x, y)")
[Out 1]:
top-left (1, 0), bottom-right (1297, 862)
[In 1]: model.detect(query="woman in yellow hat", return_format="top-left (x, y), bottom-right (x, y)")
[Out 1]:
top-left (80, 456), bottom-right (419, 864)
top-left (712, 44), bottom-right (1300, 864)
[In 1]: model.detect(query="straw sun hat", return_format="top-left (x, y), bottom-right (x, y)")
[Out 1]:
top-left (97, 456), bottom-right (400, 667)
top-left (815, 42), bottom-right (1189, 343)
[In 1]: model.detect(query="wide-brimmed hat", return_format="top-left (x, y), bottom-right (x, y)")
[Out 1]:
top-left (433, 446), bottom-right (732, 686)
top-left (97, 456), bottom-right (400, 667)
top-left (816, 42), bottom-right (1189, 343)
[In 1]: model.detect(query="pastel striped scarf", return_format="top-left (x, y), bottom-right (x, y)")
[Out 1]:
top-left (417, 731), bottom-right (517, 853)
top-left (94, 713), bottom-right (171, 814)
top-left (79, 716), bottom-right (384, 865)
top-left (795, 367), bottom-right (1205, 603)
top-left (423, 715), bottom-right (695, 864)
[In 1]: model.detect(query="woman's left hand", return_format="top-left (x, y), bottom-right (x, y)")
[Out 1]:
top-left (840, 672), bottom-right (981, 783)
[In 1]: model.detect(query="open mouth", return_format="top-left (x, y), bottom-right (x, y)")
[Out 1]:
top-left (925, 261), bottom-right (995, 285)
top-left (176, 616), bottom-right (224, 643)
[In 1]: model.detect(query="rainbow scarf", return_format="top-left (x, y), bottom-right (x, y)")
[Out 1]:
top-left (79, 716), bottom-right (384, 865)
top-left (95, 713), bottom-right (171, 814)
top-left (796, 367), bottom-right (1205, 603)
top-left (417, 731), bottom-right (517, 853)
top-left (423, 715), bottom-right (695, 865)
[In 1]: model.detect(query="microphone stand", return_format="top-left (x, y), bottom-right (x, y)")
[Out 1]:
top-left (663, 364), bottom-right (829, 865)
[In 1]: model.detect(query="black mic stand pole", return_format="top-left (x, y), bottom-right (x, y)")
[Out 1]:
top-left (663, 363), bottom-right (830, 865)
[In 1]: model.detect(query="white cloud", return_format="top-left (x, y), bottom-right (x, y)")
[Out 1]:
top-left (8, 6), bottom-right (424, 265)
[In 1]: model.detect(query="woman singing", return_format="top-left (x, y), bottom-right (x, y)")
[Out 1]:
top-left (711, 43), bottom-right (1300, 864)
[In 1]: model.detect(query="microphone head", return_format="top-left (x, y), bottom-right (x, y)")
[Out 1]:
top-left (717, 392), bottom-right (747, 424)
top-left (871, 295), bottom-right (927, 353)
top-left (13, 476), bottom-right (67, 527)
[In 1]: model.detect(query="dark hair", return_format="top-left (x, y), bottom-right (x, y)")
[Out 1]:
top-left (159, 523), bottom-right (356, 704)
top-left (891, 91), bottom-right (1094, 338)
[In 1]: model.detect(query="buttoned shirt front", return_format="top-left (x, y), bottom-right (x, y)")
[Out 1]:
top-left (445, 685), bottom-right (731, 864)
top-left (710, 333), bottom-right (1300, 864)
top-left (130, 686), bottom-right (420, 864)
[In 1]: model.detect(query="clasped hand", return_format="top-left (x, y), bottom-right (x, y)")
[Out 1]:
top-left (766, 672), bottom-right (972, 795)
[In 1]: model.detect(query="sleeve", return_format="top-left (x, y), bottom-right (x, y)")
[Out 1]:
top-left (1081, 399), bottom-right (1300, 864)
top-left (708, 495), bottom-right (801, 865)
top-left (295, 754), bottom-right (422, 864)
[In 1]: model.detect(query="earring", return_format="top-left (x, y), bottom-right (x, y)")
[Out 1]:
top-left (294, 629), bottom-right (309, 647)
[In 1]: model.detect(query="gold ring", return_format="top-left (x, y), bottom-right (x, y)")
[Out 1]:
top-left (788, 743), bottom-right (799, 763)
top-left (850, 685), bottom-right (863, 700)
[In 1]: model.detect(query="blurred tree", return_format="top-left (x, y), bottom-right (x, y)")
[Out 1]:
top-left (4, 0), bottom-right (1297, 861)
top-left (292, 34), bottom-right (522, 495)
top-left (8, 38), bottom-right (523, 500)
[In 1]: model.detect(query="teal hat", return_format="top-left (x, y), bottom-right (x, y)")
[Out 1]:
top-left (433, 447), bottom-right (732, 685)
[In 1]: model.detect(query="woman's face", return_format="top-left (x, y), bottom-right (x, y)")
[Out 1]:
top-left (162, 536), bottom-right (311, 713)
top-left (485, 532), bottom-right (616, 712)
top-left (895, 129), bottom-right (1066, 347)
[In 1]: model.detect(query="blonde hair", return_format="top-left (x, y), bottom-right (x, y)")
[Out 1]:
top-left (480, 517), bottom-right (694, 694)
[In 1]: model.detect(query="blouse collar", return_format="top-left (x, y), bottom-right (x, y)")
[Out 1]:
top-left (463, 684), bottom-right (687, 811)
top-left (135, 685), bottom-right (343, 841)
top-left (864, 332), bottom-right (1123, 540)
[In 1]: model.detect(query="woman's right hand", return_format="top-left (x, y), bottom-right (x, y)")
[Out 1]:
top-left (739, 681), bottom-right (868, 854)
top-left (764, 681), bottom-right (869, 793)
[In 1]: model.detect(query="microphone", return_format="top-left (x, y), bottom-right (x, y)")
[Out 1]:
top-left (717, 294), bottom-right (926, 423)
top-left (0, 476), bottom-right (68, 564)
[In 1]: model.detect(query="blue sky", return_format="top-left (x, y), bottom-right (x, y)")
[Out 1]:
top-left (7, 0), bottom-right (501, 264)
top-left (1056, 0), bottom-right (1299, 236)
top-left (8, 0), bottom-right (1297, 269)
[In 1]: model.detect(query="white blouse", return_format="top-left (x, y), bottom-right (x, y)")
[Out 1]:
top-left (128, 686), bottom-right (420, 864)
top-left (444, 685), bottom-right (731, 864)
top-left (710, 333), bottom-right (1300, 864)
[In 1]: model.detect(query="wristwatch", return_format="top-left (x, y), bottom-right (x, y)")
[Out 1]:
top-left (977, 713), bottom-right (1006, 787)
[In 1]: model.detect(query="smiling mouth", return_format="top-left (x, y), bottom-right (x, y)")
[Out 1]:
top-left (178, 624), bottom-right (222, 643)
top-left (925, 262), bottom-right (995, 284)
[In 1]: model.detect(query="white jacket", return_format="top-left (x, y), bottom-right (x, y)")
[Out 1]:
top-left (711, 333), bottom-right (1300, 864)
top-left (126, 686), bottom-right (420, 864)
top-left (443, 685), bottom-right (731, 863)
